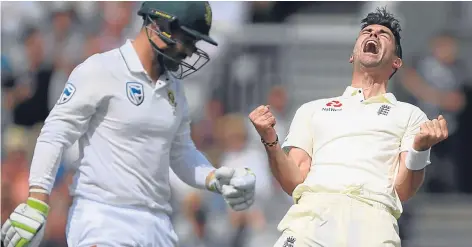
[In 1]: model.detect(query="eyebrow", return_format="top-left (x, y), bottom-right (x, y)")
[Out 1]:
top-left (379, 29), bottom-right (392, 38)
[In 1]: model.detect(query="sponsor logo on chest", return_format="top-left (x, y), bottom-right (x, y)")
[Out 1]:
top-left (322, 100), bottom-right (343, 112)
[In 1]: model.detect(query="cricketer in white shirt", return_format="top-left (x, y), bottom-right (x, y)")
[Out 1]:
top-left (2, 39), bottom-right (256, 247)
top-left (2, 2), bottom-right (260, 246)
top-left (249, 9), bottom-right (449, 247)
top-left (267, 87), bottom-right (436, 247)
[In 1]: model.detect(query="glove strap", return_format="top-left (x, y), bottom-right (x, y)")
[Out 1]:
top-left (205, 170), bottom-right (221, 193)
top-left (261, 135), bottom-right (278, 147)
top-left (27, 197), bottom-right (50, 216)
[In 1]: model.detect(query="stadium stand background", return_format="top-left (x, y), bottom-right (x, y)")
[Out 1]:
top-left (1, 2), bottom-right (472, 247)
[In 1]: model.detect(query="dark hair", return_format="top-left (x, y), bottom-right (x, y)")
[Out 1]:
top-left (361, 7), bottom-right (402, 59)
top-left (21, 26), bottom-right (40, 44)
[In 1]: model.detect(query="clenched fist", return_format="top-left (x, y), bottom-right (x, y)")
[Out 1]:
top-left (249, 105), bottom-right (277, 143)
top-left (413, 115), bottom-right (448, 151)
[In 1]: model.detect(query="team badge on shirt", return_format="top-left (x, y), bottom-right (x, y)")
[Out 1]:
top-left (377, 105), bottom-right (391, 116)
top-left (167, 89), bottom-right (178, 115)
top-left (126, 82), bottom-right (144, 106)
top-left (57, 83), bottom-right (76, 105)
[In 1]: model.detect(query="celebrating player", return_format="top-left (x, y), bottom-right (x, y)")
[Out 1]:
top-left (250, 8), bottom-right (448, 247)
top-left (2, 2), bottom-right (256, 247)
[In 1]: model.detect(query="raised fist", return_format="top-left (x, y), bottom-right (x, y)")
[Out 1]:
top-left (249, 105), bottom-right (277, 143)
top-left (413, 115), bottom-right (448, 151)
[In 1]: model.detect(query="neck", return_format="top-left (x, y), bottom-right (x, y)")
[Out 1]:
top-left (132, 32), bottom-right (162, 81)
top-left (351, 70), bottom-right (388, 99)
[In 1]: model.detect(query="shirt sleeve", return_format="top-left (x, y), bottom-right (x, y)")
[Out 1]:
top-left (281, 103), bottom-right (315, 157)
top-left (29, 59), bottom-right (105, 193)
top-left (400, 106), bottom-right (431, 165)
top-left (169, 84), bottom-right (214, 190)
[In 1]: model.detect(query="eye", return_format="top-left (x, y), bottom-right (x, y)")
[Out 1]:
top-left (380, 33), bottom-right (390, 40)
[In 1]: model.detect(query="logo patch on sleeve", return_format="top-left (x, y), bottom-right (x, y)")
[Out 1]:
top-left (57, 83), bottom-right (76, 105)
top-left (126, 82), bottom-right (144, 106)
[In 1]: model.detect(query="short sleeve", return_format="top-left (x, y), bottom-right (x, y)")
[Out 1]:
top-left (281, 103), bottom-right (314, 157)
top-left (400, 106), bottom-right (431, 164)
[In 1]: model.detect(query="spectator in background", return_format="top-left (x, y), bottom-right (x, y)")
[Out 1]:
top-left (178, 193), bottom-right (221, 247)
top-left (216, 114), bottom-right (273, 246)
top-left (191, 99), bottom-right (225, 152)
top-left (43, 2), bottom-right (84, 67)
top-left (1, 55), bottom-right (15, 156)
top-left (44, 2), bottom-right (86, 110)
top-left (98, 1), bottom-right (134, 51)
top-left (1, 127), bottom-right (30, 223)
top-left (3, 26), bottom-right (54, 160)
top-left (266, 86), bottom-right (290, 142)
top-left (400, 31), bottom-right (468, 193)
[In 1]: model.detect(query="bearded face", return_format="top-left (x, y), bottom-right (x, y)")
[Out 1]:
top-left (352, 24), bottom-right (398, 70)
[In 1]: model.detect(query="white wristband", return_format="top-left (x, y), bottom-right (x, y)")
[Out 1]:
top-left (405, 147), bottom-right (429, 171)
top-left (29, 188), bottom-right (50, 195)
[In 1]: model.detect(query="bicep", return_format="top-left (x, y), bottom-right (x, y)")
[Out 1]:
top-left (288, 147), bottom-right (312, 180)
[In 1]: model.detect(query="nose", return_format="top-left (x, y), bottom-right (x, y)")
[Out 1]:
top-left (369, 32), bottom-right (378, 39)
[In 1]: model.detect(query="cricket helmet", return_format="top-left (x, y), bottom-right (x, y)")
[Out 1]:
top-left (137, 1), bottom-right (218, 79)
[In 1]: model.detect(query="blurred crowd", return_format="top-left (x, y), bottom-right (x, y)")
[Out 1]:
top-left (1, 2), bottom-right (302, 246)
top-left (2, 1), bottom-right (472, 247)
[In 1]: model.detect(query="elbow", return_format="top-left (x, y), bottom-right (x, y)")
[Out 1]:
top-left (396, 188), bottom-right (413, 203)
top-left (395, 178), bottom-right (423, 202)
top-left (284, 185), bottom-right (296, 196)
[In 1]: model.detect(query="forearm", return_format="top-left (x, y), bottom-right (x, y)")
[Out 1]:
top-left (394, 164), bottom-right (425, 202)
top-left (170, 148), bottom-right (215, 190)
top-left (29, 141), bottom-right (64, 196)
top-left (265, 144), bottom-right (304, 195)
top-left (395, 149), bottom-right (429, 202)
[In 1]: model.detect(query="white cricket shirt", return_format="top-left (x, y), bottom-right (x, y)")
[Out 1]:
top-left (282, 86), bottom-right (431, 217)
top-left (29, 40), bottom-right (214, 214)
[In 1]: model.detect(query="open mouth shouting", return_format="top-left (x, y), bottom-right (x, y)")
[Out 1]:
top-left (363, 39), bottom-right (380, 55)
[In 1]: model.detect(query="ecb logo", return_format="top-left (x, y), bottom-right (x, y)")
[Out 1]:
top-left (126, 82), bottom-right (144, 106)
top-left (57, 83), bottom-right (76, 105)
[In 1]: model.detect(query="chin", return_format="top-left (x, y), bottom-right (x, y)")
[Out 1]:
top-left (361, 62), bottom-right (381, 68)
top-left (359, 56), bottom-right (382, 68)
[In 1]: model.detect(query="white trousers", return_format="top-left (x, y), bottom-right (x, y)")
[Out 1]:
top-left (273, 193), bottom-right (401, 247)
top-left (66, 197), bottom-right (178, 247)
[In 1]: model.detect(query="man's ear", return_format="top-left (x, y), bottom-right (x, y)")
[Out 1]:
top-left (393, 57), bottom-right (403, 70)
top-left (349, 54), bottom-right (354, 63)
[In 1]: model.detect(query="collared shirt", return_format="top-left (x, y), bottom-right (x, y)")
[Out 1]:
top-left (29, 40), bottom-right (213, 214)
top-left (282, 86), bottom-right (430, 217)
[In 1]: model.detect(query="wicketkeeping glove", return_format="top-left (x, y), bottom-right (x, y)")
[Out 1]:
top-left (207, 167), bottom-right (256, 211)
top-left (1, 198), bottom-right (49, 247)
